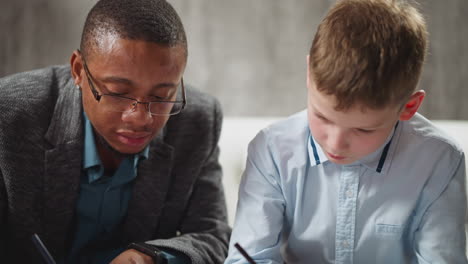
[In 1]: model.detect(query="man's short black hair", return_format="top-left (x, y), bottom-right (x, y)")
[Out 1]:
top-left (80, 0), bottom-right (187, 59)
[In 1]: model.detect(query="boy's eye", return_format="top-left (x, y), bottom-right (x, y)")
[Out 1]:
top-left (317, 114), bottom-right (330, 123)
top-left (356, 128), bottom-right (374, 133)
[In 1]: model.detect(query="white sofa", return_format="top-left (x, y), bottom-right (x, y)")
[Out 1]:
top-left (219, 117), bottom-right (468, 226)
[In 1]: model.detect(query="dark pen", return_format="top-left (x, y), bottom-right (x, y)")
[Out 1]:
top-left (234, 242), bottom-right (257, 264)
top-left (31, 233), bottom-right (57, 264)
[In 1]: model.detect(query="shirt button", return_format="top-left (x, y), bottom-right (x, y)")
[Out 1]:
top-left (346, 190), bottom-right (353, 198)
top-left (342, 240), bottom-right (350, 248)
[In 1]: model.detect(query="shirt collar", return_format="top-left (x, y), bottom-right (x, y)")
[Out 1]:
top-left (308, 134), bottom-right (329, 166)
top-left (82, 112), bottom-right (150, 181)
top-left (83, 113), bottom-right (101, 170)
top-left (138, 143), bottom-right (150, 160)
top-left (308, 122), bottom-right (399, 174)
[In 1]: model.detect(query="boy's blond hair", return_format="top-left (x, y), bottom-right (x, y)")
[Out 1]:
top-left (309, 0), bottom-right (428, 110)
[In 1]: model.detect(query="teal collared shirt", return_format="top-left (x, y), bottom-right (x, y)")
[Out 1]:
top-left (67, 113), bottom-right (189, 264)
top-left (68, 113), bottom-right (149, 263)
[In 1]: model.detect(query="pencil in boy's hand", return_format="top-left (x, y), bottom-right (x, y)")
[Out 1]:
top-left (234, 242), bottom-right (257, 264)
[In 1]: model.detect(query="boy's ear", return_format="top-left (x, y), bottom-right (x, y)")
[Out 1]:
top-left (399, 90), bottom-right (426, 121)
top-left (70, 50), bottom-right (84, 87)
top-left (306, 55), bottom-right (311, 88)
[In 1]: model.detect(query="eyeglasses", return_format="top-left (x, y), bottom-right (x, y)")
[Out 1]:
top-left (78, 49), bottom-right (186, 116)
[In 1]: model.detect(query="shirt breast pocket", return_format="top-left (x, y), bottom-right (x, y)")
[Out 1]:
top-left (375, 223), bottom-right (405, 240)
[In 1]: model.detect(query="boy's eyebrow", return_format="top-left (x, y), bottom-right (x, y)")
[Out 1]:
top-left (355, 121), bottom-right (386, 130)
top-left (314, 108), bottom-right (385, 129)
top-left (314, 109), bottom-right (332, 121)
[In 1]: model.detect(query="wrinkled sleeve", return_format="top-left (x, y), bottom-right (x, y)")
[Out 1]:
top-left (224, 130), bottom-right (285, 264)
top-left (414, 153), bottom-right (468, 263)
top-left (0, 168), bottom-right (5, 258)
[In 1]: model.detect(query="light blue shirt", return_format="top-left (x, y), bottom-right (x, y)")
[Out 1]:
top-left (225, 110), bottom-right (467, 264)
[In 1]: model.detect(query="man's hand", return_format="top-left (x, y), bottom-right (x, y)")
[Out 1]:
top-left (110, 249), bottom-right (155, 264)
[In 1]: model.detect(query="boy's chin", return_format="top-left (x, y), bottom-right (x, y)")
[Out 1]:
top-left (329, 159), bottom-right (354, 165)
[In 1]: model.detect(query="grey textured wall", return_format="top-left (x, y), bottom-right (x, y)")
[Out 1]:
top-left (1, 0), bottom-right (467, 119)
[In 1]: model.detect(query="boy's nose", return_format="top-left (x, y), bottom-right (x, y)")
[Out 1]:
top-left (327, 127), bottom-right (349, 153)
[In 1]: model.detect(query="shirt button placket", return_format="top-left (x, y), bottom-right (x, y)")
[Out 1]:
top-left (335, 165), bottom-right (360, 264)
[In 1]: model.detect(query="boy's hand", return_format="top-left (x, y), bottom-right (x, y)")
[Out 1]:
top-left (110, 249), bottom-right (155, 264)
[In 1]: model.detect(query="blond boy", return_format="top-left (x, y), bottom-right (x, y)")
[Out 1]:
top-left (225, 0), bottom-right (467, 263)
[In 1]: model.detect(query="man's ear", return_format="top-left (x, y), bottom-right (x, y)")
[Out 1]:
top-left (70, 50), bottom-right (84, 87)
top-left (399, 90), bottom-right (426, 121)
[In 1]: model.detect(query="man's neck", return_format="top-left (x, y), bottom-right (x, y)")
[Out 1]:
top-left (93, 130), bottom-right (131, 170)
top-left (96, 142), bottom-right (124, 170)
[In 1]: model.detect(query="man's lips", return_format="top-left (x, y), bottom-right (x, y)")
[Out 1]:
top-left (116, 131), bottom-right (151, 147)
top-left (117, 131), bottom-right (152, 138)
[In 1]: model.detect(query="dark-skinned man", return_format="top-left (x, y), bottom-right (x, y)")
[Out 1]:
top-left (0, 0), bottom-right (230, 263)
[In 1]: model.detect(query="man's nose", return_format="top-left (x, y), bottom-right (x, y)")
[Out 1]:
top-left (121, 102), bottom-right (153, 126)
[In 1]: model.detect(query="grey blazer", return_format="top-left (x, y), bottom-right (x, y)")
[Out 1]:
top-left (0, 65), bottom-right (230, 263)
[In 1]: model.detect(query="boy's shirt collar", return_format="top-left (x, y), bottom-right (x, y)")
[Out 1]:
top-left (308, 135), bottom-right (329, 166)
top-left (308, 122), bottom-right (399, 174)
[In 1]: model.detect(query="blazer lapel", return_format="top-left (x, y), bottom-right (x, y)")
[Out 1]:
top-left (123, 132), bottom-right (174, 242)
top-left (43, 81), bottom-right (83, 254)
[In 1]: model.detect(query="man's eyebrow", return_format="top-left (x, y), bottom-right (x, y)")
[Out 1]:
top-left (101, 76), bottom-right (133, 85)
top-left (152, 82), bottom-right (178, 89)
top-left (100, 77), bottom-right (178, 89)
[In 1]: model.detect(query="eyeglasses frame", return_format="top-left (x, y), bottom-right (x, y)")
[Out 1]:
top-left (77, 49), bottom-right (186, 116)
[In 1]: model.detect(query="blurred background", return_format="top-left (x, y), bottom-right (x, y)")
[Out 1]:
top-left (1, 0), bottom-right (467, 119)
